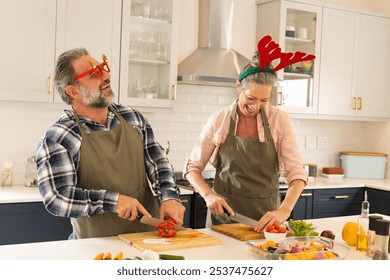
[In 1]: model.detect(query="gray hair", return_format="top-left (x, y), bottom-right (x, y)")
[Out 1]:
top-left (54, 48), bottom-right (89, 105)
top-left (238, 51), bottom-right (276, 90)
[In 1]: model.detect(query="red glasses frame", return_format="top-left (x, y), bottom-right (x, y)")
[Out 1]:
top-left (72, 54), bottom-right (110, 84)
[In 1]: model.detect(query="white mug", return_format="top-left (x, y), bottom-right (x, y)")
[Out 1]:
top-left (297, 27), bottom-right (308, 39)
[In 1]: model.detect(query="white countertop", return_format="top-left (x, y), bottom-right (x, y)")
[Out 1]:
top-left (1, 177), bottom-right (389, 204)
top-left (0, 185), bottom-right (193, 204)
top-left (0, 214), bottom-right (388, 260)
top-left (0, 186), bottom-right (42, 203)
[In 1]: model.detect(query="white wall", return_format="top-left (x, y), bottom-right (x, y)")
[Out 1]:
top-left (0, 84), bottom-right (383, 186)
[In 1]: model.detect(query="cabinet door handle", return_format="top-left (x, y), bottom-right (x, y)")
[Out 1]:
top-left (300, 193), bottom-right (312, 197)
top-left (352, 97), bottom-right (357, 110)
top-left (180, 199), bottom-right (189, 203)
top-left (171, 84), bottom-right (177, 100)
top-left (332, 195), bottom-right (349, 199)
top-left (357, 97), bottom-right (362, 110)
top-left (48, 76), bottom-right (53, 94)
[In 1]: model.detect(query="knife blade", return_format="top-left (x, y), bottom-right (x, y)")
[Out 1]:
top-left (137, 213), bottom-right (188, 231)
top-left (226, 211), bottom-right (258, 228)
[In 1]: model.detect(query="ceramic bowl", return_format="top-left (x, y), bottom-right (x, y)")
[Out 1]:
top-left (264, 231), bottom-right (287, 241)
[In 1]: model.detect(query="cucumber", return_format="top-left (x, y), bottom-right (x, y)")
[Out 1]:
top-left (159, 254), bottom-right (185, 260)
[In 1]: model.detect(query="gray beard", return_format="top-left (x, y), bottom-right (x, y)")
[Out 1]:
top-left (79, 84), bottom-right (114, 108)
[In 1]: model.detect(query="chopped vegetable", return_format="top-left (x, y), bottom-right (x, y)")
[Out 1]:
top-left (113, 252), bottom-right (123, 260)
top-left (93, 252), bottom-right (123, 260)
top-left (143, 249), bottom-right (160, 260)
top-left (143, 249), bottom-right (185, 260)
top-left (159, 254), bottom-right (185, 260)
top-left (94, 252), bottom-right (104, 260)
top-left (266, 223), bottom-right (287, 233)
top-left (157, 218), bottom-right (177, 237)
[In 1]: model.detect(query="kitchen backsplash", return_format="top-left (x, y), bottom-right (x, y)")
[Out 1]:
top-left (0, 84), bottom-right (388, 185)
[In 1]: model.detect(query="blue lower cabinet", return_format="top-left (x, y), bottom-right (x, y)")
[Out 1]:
top-left (312, 187), bottom-right (364, 218)
top-left (366, 188), bottom-right (390, 216)
top-left (180, 194), bottom-right (192, 228)
top-left (0, 202), bottom-right (72, 245)
top-left (292, 190), bottom-right (313, 219)
top-left (280, 189), bottom-right (313, 220)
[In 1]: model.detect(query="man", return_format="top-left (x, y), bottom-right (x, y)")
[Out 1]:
top-left (36, 48), bottom-right (184, 239)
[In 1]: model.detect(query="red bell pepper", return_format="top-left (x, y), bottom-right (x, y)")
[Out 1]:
top-left (157, 218), bottom-right (177, 238)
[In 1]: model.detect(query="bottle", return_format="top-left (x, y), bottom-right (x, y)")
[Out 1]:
top-left (366, 215), bottom-right (383, 257)
top-left (356, 191), bottom-right (369, 251)
top-left (25, 156), bottom-right (38, 187)
top-left (372, 219), bottom-right (390, 260)
top-left (1, 160), bottom-right (13, 187)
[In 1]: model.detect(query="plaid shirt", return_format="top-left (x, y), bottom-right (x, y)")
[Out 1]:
top-left (36, 103), bottom-right (180, 218)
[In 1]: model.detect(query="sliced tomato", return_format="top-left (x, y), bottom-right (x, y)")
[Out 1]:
top-left (266, 225), bottom-right (275, 232)
top-left (279, 227), bottom-right (287, 233)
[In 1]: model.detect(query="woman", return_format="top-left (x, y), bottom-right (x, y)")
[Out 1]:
top-left (184, 37), bottom-right (309, 232)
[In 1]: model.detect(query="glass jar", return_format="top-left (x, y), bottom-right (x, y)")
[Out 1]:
top-left (367, 215), bottom-right (383, 257)
top-left (25, 156), bottom-right (38, 187)
top-left (373, 219), bottom-right (390, 260)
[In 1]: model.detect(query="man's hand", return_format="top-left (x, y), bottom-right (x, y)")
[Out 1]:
top-left (115, 194), bottom-right (151, 221)
top-left (159, 200), bottom-right (186, 225)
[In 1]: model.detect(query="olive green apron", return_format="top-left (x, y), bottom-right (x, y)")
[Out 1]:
top-left (211, 101), bottom-right (279, 225)
top-left (72, 109), bottom-right (160, 238)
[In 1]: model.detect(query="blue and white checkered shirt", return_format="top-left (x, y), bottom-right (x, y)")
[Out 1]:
top-left (36, 103), bottom-right (180, 218)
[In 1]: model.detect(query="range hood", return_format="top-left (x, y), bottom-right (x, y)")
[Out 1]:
top-left (177, 0), bottom-right (250, 87)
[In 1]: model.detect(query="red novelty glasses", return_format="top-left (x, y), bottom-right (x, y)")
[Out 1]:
top-left (72, 54), bottom-right (110, 84)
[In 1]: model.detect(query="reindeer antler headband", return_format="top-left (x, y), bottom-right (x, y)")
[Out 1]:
top-left (239, 35), bottom-right (316, 81)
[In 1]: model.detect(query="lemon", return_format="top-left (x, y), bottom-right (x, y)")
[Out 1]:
top-left (342, 222), bottom-right (360, 246)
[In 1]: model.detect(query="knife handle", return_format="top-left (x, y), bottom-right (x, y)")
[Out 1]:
top-left (223, 207), bottom-right (232, 216)
top-left (136, 213), bottom-right (144, 220)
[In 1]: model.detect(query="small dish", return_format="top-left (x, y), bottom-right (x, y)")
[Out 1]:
top-left (321, 173), bottom-right (344, 179)
top-left (264, 231), bottom-right (287, 241)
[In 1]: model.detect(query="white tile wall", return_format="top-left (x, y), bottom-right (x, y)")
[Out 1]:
top-left (0, 85), bottom-right (388, 185)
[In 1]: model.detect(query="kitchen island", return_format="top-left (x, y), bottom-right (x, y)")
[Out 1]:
top-left (0, 214), bottom-right (388, 260)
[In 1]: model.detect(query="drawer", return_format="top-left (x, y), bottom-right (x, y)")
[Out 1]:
top-left (313, 187), bottom-right (364, 206)
top-left (313, 204), bottom-right (361, 219)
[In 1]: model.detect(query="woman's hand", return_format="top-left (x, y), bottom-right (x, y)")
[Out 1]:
top-left (203, 192), bottom-right (234, 216)
top-left (255, 207), bottom-right (290, 232)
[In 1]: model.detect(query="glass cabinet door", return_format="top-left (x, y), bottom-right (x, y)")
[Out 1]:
top-left (120, 0), bottom-right (178, 108)
top-left (257, 1), bottom-right (322, 114)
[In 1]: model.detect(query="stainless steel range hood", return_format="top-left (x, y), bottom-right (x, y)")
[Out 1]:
top-left (177, 0), bottom-right (250, 87)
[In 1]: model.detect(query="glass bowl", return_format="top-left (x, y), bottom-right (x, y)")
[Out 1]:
top-left (247, 236), bottom-right (350, 260)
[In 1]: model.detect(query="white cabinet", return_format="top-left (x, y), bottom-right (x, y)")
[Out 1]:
top-left (119, 0), bottom-right (179, 109)
top-left (0, 0), bottom-right (121, 103)
top-left (256, 0), bottom-right (322, 114)
top-left (0, 0), bottom-right (56, 102)
top-left (319, 8), bottom-right (390, 119)
top-left (55, 0), bottom-right (122, 102)
top-left (355, 14), bottom-right (390, 118)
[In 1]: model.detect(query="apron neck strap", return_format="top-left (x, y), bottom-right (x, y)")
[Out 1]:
top-left (229, 101), bottom-right (273, 141)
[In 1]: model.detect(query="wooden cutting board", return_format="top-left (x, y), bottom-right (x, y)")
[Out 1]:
top-left (118, 229), bottom-right (222, 252)
top-left (211, 223), bottom-right (265, 241)
top-left (211, 223), bottom-right (293, 241)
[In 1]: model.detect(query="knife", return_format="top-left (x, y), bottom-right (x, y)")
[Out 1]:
top-left (225, 211), bottom-right (258, 228)
top-left (137, 213), bottom-right (188, 231)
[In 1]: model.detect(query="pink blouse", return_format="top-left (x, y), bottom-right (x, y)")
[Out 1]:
top-left (184, 100), bottom-right (307, 186)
